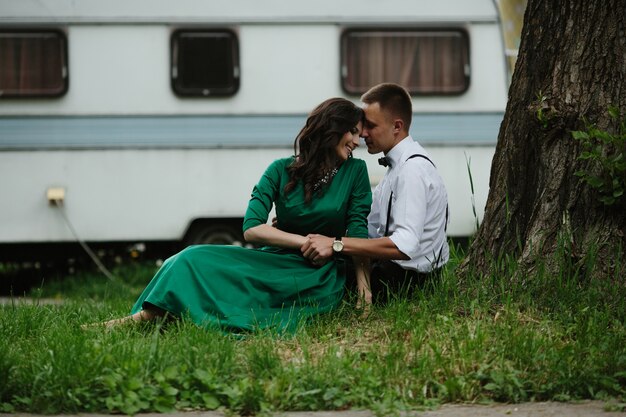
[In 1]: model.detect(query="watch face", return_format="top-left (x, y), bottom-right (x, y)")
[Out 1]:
top-left (332, 240), bottom-right (344, 252)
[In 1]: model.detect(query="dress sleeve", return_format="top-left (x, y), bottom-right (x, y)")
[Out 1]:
top-left (345, 160), bottom-right (372, 238)
top-left (242, 159), bottom-right (284, 233)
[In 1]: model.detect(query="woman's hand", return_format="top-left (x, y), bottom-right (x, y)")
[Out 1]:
top-left (301, 234), bottom-right (335, 261)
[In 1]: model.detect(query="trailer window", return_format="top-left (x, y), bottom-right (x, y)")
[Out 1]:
top-left (0, 30), bottom-right (68, 98)
top-left (341, 29), bottom-right (469, 95)
top-left (171, 30), bottom-right (240, 97)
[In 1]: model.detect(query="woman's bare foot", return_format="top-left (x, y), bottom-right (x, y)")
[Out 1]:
top-left (81, 309), bottom-right (161, 329)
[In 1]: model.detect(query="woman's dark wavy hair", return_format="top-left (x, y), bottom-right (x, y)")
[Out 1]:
top-left (284, 97), bottom-right (364, 203)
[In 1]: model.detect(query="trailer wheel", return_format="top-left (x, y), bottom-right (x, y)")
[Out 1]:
top-left (183, 223), bottom-right (244, 247)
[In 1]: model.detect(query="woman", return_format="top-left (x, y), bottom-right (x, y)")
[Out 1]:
top-left (99, 98), bottom-right (372, 332)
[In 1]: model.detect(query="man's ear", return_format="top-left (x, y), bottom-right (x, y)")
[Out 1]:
top-left (393, 119), bottom-right (404, 133)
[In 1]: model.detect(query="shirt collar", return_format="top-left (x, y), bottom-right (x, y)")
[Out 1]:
top-left (385, 136), bottom-right (413, 168)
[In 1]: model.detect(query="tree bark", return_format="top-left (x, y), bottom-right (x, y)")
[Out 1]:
top-left (462, 0), bottom-right (626, 279)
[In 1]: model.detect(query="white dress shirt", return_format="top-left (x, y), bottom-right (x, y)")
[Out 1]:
top-left (368, 136), bottom-right (449, 272)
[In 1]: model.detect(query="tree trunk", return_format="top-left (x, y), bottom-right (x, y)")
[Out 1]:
top-left (462, 0), bottom-right (626, 279)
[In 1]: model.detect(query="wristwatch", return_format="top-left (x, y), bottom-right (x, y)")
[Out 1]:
top-left (332, 236), bottom-right (344, 253)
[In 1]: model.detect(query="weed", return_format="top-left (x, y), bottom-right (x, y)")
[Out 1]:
top-left (572, 106), bottom-right (626, 206)
top-left (465, 153), bottom-right (480, 232)
top-left (532, 92), bottom-right (558, 129)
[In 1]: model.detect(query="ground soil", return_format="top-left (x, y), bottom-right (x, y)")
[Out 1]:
top-left (7, 400), bottom-right (624, 417)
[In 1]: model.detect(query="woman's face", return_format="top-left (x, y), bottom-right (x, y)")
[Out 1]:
top-left (335, 121), bottom-right (362, 161)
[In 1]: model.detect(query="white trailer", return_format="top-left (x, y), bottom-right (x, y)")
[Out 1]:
top-left (0, 0), bottom-right (508, 258)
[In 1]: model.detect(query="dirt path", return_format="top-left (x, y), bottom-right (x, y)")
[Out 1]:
top-left (6, 400), bottom-right (623, 417)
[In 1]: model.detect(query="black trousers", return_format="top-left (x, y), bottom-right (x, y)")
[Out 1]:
top-left (369, 260), bottom-right (438, 304)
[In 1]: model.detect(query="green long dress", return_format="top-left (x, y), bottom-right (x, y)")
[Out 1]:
top-left (130, 156), bottom-right (372, 333)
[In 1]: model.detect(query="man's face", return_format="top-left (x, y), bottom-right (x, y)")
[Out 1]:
top-left (361, 102), bottom-right (396, 155)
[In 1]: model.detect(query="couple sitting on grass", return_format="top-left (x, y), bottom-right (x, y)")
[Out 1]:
top-left (98, 83), bottom-right (450, 333)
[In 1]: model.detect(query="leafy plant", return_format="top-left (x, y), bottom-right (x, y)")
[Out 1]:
top-left (532, 92), bottom-right (559, 129)
top-left (572, 106), bottom-right (626, 205)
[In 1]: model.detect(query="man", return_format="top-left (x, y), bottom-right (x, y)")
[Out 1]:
top-left (302, 83), bottom-right (449, 304)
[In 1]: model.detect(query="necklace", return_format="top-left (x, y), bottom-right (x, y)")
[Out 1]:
top-left (313, 167), bottom-right (338, 192)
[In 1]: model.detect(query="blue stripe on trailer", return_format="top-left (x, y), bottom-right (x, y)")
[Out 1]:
top-left (0, 113), bottom-right (503, 149)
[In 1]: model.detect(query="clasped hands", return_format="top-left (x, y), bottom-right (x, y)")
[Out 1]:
top-left (301, 232), bottom-right (373, 314)
top-left (301, 234), bottom-right (334, 267)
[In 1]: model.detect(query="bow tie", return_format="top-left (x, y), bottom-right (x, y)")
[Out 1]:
top-left (378, 156), bottom-right (391, 167)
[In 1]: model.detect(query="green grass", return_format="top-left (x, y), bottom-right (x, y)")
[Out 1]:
top-left (1, 246), bottom-right (625, 415)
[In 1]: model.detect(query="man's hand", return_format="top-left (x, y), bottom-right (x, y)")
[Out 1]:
top-left (301, 234), bottom-right (335, 262)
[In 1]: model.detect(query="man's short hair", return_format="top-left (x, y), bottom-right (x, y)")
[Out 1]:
top-left (361, 83), bottom-right (412, 131)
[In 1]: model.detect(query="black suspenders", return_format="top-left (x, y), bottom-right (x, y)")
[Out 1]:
top-left (383, 154), bottom-right (449, 267)
top-left (384, 154), bottom-right (448, 236)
